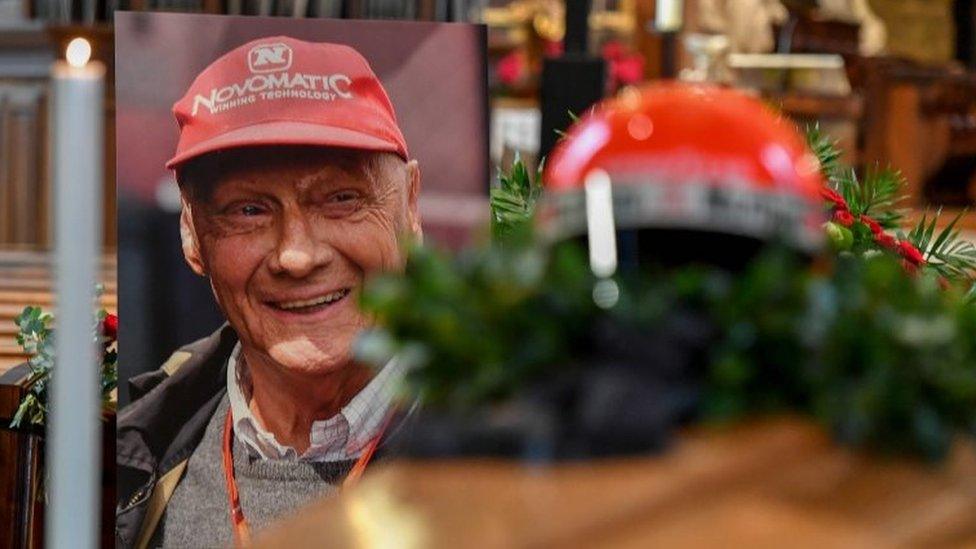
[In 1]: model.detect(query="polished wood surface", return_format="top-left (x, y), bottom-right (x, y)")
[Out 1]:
top-left (0, 417), bottom-right (42, 549)
top-left (255, 419), bottom-right (976, 548)
top-left (0, 365), bottom-right (115, 549)
top-left (0, 364), bottom-right (43, 549)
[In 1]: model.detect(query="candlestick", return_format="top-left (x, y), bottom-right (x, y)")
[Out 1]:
top-left (47, 36), bottom-right (104, 549)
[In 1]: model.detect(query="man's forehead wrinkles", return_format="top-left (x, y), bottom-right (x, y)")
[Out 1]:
top-left (192, 151), bottom-right (389, 205)
top-left (209, 176), bottom-right (275, 200)
top-left (213, 167), bottom-right (332, 194)
top-left (294, 170), bottom-right (335, 194)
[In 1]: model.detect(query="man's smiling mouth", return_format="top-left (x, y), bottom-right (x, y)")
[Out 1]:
top-left (269, 288), bottom-right (351, 313)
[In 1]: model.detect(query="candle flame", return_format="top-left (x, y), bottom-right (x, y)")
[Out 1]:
top-left (66, 38), bottom-right (92, 68)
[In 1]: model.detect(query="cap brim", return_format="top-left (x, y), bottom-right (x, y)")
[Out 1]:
top-left (165, 120), bottom-right (406, 170)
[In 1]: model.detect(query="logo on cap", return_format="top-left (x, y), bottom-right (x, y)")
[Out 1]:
top-left (248, 43), bottom-right (292, 73)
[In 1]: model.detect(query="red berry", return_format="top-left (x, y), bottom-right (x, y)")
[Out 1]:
top-left (875, 233), bottom-right (898, 251)
top-left (833, 209), bottom-right (855, 227)
top-left (897, 241), bottom-right (926, 266)
top-left (819, 187), bottom-right (848, 210)
top-left (860, 215), bottom-right (883, 235)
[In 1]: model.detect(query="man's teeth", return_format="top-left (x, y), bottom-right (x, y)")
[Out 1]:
top-left (277, 289), bottom-right (348, 310)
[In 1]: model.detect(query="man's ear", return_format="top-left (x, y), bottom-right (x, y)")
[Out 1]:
top-left (405, 159), bottom-right (423, 242)
top-left (180, 196), bottom-right (207, 276)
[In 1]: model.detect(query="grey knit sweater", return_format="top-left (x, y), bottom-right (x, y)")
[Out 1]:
top-left (158, 397), bottom-right (354, 548)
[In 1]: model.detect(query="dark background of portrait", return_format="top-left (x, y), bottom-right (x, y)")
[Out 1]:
top-left (115, 12), bottom-right (488, 405)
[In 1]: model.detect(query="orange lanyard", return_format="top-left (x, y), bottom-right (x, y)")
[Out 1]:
top-left (221, 408), bottom-right (392, 546)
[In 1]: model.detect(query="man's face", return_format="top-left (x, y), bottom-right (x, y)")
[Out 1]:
top-left (180, 147), bottom-right (421, 375)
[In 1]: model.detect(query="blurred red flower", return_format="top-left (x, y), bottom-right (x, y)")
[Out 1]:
top-left (611, 55), bottom-right (645, 86)
top-left (601, 40), bottom-right (625, 60)
top-left (103, 313), bottom-right (118, 340)
top-left (543, 40), bottom-right (564, 58)
top-left (496, 52), bottom-right (526, 86)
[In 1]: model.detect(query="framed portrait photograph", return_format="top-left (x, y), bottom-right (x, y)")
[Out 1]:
top-left (114, 13), bottom-right (487, 547)
top-left (115, 12), bottom-right (488, 400)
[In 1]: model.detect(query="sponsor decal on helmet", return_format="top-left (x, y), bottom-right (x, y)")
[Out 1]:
top-left (542, 175), bottom-right (823, 252)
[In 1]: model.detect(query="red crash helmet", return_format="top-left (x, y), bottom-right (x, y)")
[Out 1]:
top-left (540, 82), bottom-right (825, 253)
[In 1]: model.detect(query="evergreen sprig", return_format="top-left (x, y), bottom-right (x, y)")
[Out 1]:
top-left (857, 168), bottom-right (908, 227)
top-left (828, 166), bottom-right (906, 227)
top-left (362, 240), bottom-right (976, 460)
top-left (805, 124), bottom-right (841, 181)
top-left (360, 241), bottom-right (594, 409)
top-left (807, 125), bottom-right (976, 286)
top-left (906, 210), bottom-right (976, 281)
top-left (490, 154), bottom-right (544, 245)
top-left (807, 257), bottom-right (976, 459)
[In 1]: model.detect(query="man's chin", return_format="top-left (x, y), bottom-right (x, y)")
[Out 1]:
top-left (265, 338), bottom-right (352, 375)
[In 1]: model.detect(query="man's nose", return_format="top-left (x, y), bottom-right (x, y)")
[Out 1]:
top-left (270, 212), bottom-right (330, 278)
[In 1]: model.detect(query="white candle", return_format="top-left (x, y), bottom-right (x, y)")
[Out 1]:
top-left (47, 37), bottom-right (104, 549)
top-left (655, 0), bottom-right (684, 32)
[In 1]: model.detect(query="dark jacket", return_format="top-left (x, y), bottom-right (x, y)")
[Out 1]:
top-left (116, 324), bottom-right (417, 548)
top-left (116, 324), bottom-right (238, 549)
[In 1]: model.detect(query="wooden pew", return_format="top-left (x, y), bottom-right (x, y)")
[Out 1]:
top-left (0, 250), bottom-right (116, 377)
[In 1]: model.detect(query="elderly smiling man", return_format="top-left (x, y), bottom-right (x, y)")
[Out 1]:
top-left (116, 37), bottom-right (421, 548)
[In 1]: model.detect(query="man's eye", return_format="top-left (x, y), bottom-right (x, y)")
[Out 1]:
top-left (329, 191), bottom-right (360, 203)
top-left (228, 204), bottom-right (266, 217)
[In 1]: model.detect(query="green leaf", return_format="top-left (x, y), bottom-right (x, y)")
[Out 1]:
top-left (859, 167), bottom-right (907, 221)
top-left (964, 282), bottom-right (976, 303)
top-left (909, 210), bottom-right (976, 283)
top-left (805, 123), bottom-right (841, 180)
top-left (490, 154), bottom-right (543, 245)
top-left (921, 210), bottom-right (940, 254)
top-left (930, 210), bottom-right (963, 258)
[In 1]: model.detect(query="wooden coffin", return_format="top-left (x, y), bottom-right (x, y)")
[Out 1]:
top-left (254, 418), bottom-right (976, 548)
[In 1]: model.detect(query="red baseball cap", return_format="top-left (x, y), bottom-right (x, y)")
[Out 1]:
top-left (166, 36), bottom-right (408, 170)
